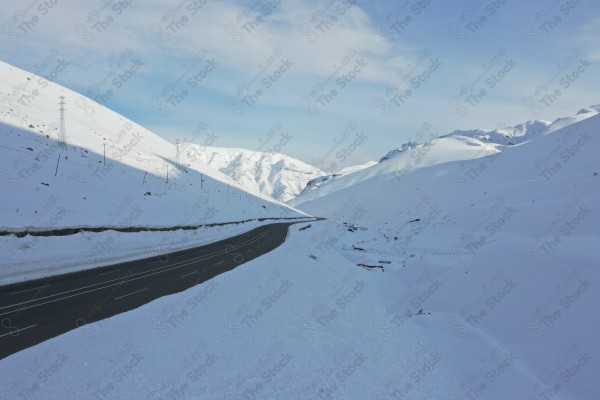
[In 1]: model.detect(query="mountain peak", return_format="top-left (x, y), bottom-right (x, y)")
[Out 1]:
top-left (182, 145), bottom-right (325, 202)
top-left (379, 142), bottom-right (419, 163)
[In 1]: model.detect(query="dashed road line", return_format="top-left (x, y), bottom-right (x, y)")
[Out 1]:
top-left (114, 288), bottom-right (147, 300)
top-left (98, 270), bottom-right (120, 276)
top-left (0, 324), bottom-right (38, 339)
top-left (9, 286), bottom-right (48, 295)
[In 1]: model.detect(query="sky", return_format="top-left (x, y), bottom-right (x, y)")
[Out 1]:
top-left (1, 0), bottom-right (599, 171)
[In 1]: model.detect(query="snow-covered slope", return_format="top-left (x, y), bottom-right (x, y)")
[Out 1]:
top-left (289, 135), bottom-right (500, 208)
top-left (182, 145), bottom-right (324, 202)
top-left (298, 109), bottom-right (600, 226)
top-left (295, 160), bottom-right (376, 199)
top-left (0, 61), bottom-right (304, 230)
top-left (287, 109), bottom-right (600, 399)
top-left (378, 142), bottom-right (419, 162)
top-left (4, 110), bottom-right (598, 399)
top-left (290, 107), bottom-right (600, 208)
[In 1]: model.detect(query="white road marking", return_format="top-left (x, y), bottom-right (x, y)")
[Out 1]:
top-left (215, 261), bottom-right (224, 266)
top-left (9, 286), bottom-right (47, 295)
top-left (114, 288), bottom-right (147, 300)
top-left (181, 271), bottom-right (198, 278)
top-left (98, 270), bottom-right (120, 276)
top-left (0, 324), bottom-right (38, 339)
top-left (149, 259), bottom-right (164, 265)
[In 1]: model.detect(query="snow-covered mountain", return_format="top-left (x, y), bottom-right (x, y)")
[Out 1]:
top-left (2, 60), bottom-right (599, 400)
top-left (0, 60), bottom-right (311, 282)
top-left (182, 145), bottom-right (325, 202)
top-left (0, 60), bottom-right (304, 230)
top-left (378, 142), bottom-right (419, 162)
top-left (289, 134), bottom-right (501, 208)
top-left (295, 160), bottom-right (376, 199)
top-left (5, 105), bottom-right (598, 399)
top-left (290, 107), bottom-right (600, 208)
top-left (438, 106), bottom-right (599, 145)
top-left (296, 105), bottom-right (600, 220)
top-left (285, 107), bottom-right (600, 399)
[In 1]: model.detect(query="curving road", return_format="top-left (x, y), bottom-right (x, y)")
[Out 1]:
top-left (0, 222), bottom-right (299, 360)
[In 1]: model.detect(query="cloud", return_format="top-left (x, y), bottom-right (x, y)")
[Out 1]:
top-left (6, 0), bottom-right (596, 169)
top-left (2, 0), bottom-right (411, 86)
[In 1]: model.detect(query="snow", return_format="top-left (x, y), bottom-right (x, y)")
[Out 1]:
top-left (289, 135), bottom-right (502, 208)
top-left (292, 160), bottom-right (377, 201)
top-left (3, 213), bottom-right (598, 398)
top-left (335, 160), bottom-right (378, 175)
top-left (290, 106), bottom-right (600, 209)
top-left (440, 105), bottom-right (599, 145)
top-left (0, 60), bottom-right (305, 231)
top-left (378, 142), bottom-right (419, 162)
top-left (182, 144), bottom-right (325, 202)
top-left (289, 109), bottom-right (600, 398)
top-left (1, 58), bottom-right (599, 400)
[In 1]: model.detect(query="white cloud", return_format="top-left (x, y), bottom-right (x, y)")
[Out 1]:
top-left (3, 0), bottom-right (411, 86)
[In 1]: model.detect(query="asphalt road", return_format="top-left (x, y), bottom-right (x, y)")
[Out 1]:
top-left (0, 221), bottom-right (299, 360)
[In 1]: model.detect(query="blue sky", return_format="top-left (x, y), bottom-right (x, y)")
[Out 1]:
top-left (1, 0), bottom-right (599, 170)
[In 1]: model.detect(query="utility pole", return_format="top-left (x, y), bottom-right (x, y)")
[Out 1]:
top-left (55, 153), bottom-right (61, 176)
top-left (58, 96), bottom-right (67, 150)
top-left (103, 143), bottom-right (106, 167)
top-left (175, 139), bottom-right (180, 170)
top-left (200, 173), bottom-right (204, 189)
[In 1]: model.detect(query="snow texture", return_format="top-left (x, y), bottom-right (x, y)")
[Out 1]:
top-left (1, 61), bottom-right (599, 400)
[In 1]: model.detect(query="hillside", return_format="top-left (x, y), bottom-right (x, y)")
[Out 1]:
top-left (294, 160), bottom-right (376, 200)
top-left (289, 135), bottom-right (501, 207)
top-left (0, 61), bottom-right (306, 282)
top-left (0, 61), bottom-right (302, 230)
top-left (183, 145), bottom-right (325, 202)
top-left (286, 109), bottom-right (600, 398)
top-left (290, 107), bottom-right (600, 208)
